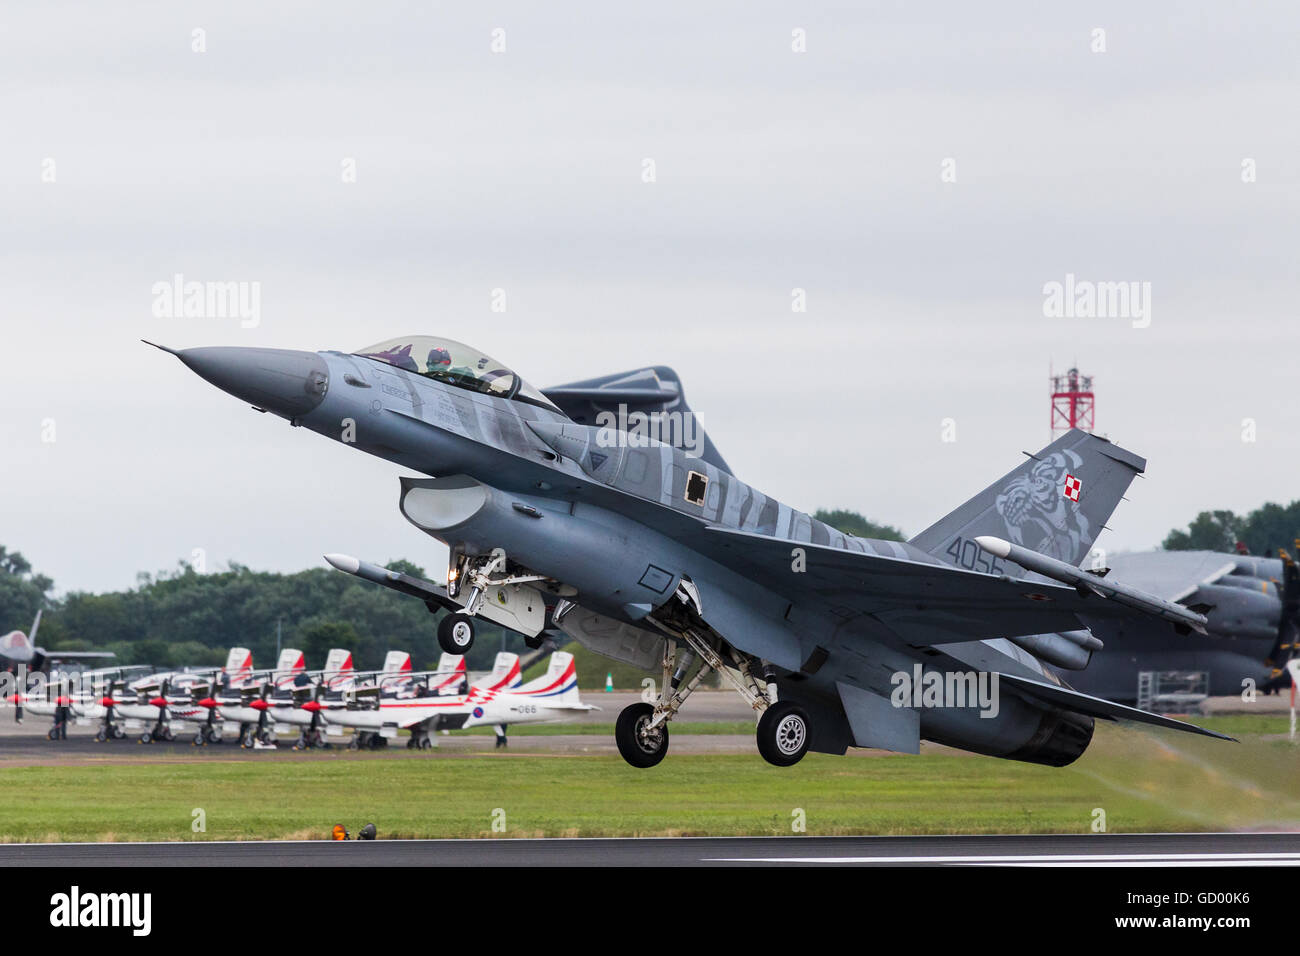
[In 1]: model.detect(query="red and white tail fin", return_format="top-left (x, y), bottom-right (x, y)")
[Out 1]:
top-left (381, 651), bottom-right (412, 674)
top-left (518, 652), bottom-right (580, 704)
top-left (275, 648), bottom-right (307, 687)
top-left (224, 647), bottom-right (254, 685)
top-left (322, 648), bottom-right (354, 688)
top-left (276, 648), bottom-right (306, 674)
top-left (323, 648), bottom-right (354, 675)
top-left (430, 653), bottom-right (466, 696)
top-left (473, 652), bottom-right (521, 692)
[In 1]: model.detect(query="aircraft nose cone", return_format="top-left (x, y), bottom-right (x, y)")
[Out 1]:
top-left (177, 347), bottom-right (329, 419)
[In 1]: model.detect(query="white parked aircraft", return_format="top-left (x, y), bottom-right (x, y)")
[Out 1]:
top-left (323, 651), bottom-right (593, 749)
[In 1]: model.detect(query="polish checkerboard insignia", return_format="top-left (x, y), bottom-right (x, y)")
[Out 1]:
top-left (1062, 474), bottom-right (1082, 502)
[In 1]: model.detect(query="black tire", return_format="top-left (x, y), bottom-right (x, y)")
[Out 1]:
top-left (192, 733), bottom-right (205, 746)
top-left (95, 729), bottom-right (107, 743)
top-left (241, 732), bottom-right (255, 749)
top-left (756, 701), bottom-right (810, 767)
top-left (437, 612), bottom-right (476, 654)
top-left (47, 728), bottom-right (57, 741)
top-left (348, 738), bottom-right (360, 751)
top-left (139, 732), bottom-right (152, 745)
top-left (615, 703), bottom-right (669, 768)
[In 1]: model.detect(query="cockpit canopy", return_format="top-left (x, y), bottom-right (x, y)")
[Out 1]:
top-left (355, 336), bottom-right (559, 412)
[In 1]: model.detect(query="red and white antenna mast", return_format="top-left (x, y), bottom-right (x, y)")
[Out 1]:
top-left (1050, 365), bottom-right (1094, 438)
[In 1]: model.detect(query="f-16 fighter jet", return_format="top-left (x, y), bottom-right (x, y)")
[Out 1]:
top-left (152, 336), bottom-right (1227, 767)
top-left (1, 611), bottom-right (114, 672)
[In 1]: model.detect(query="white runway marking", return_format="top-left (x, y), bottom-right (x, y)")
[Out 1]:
top-left (704, 852), bottom-right (1300, 865)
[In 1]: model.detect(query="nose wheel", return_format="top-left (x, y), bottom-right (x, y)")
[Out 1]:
top-left (437, 612), bottom-right (476, 654)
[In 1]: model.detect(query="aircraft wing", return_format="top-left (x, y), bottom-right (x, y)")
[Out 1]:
top-left (699, 526), bottom-right (1204, 647)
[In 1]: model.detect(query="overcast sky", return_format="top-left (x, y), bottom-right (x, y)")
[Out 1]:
top-left (2, 2), bottom-right (1298, 597)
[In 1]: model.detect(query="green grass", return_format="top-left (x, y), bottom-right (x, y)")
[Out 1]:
top-left (1, 718), bottom-right (1297, 842)
top-left (459, 721), bottom-right (753, 736)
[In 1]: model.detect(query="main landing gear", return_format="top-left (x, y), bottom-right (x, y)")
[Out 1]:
top-left (615, 597), bottom-right (810, 769)
top-left (292, 728), bottom-right (330, 751)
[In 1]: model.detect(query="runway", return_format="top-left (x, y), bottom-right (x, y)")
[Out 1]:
top-left (3, 832), bottom-right (1299, 866)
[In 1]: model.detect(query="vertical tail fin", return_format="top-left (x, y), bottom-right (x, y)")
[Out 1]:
top-left (223, 647), bottom-right (253, 684)
top-left (430, 652), bottom-right (466, 695)
top-left (473, 652), bottom-right (521, 691)
top-left (323, 648), bottom-right (354, 675)
top-left (518, 652), bottom-right (580, 703)
top-left (274, 648), bottom-right (306, 688)
top-left (909, 429), bottom-right (1145, 577)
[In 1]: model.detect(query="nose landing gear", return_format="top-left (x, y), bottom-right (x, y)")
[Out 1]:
top-left (437, 612), bottom-right (476, 655)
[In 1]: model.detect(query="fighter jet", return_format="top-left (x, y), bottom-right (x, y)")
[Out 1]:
top-left (152, 336), bottom-right (1228, 768)
top-left (1, 611), bottom-right (114, 671)
top-left (2, 610), bottom-right (115, 723)
top-left (1049, 548), bottom-right (1299, 703)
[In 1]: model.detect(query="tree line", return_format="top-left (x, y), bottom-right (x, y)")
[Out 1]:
top-left (4, 501), bottom-right (1296, 670)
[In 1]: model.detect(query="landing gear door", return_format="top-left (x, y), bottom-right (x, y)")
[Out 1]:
top-left (456, 583), bottom-right (546, 637)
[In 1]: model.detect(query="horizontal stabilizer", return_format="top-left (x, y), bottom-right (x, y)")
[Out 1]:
top-left (997, 671), bottom-right (1235, 741)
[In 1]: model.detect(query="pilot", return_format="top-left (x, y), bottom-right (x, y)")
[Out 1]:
top-left (425, 346), bottom-right (487, 388)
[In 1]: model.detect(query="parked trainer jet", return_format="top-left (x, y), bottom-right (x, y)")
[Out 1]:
top-left (323, 650), bottom-right (591, 748)
top-left (153, 336), bottom-right (1227, 767)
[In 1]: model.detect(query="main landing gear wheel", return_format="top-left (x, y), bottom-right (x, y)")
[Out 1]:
top-left (615, 702), bottom-right (669, 768)
top-left (437, 612), bottom-right (475, 655)
top-left (241, 732), bottom-right (256, 749)
top-left (756, 701), bottom-right (810, 767)
top-left (95, 728), bottom-right (108, 743)
top-left (138, 732), bottom-right (152, 745)
top-left (192, 732), bottom-right (205, 746)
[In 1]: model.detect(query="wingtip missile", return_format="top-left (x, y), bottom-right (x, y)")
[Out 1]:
top-left (973, 535), bottom-right (1011, 558)
top-left (974, 535), bottom-right (1210, 634)
top-left (323, 553), bottom-right (361, 575)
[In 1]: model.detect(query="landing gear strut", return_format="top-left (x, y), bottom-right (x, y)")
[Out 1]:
top-left (617, 583), bottom-right (808, 768)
